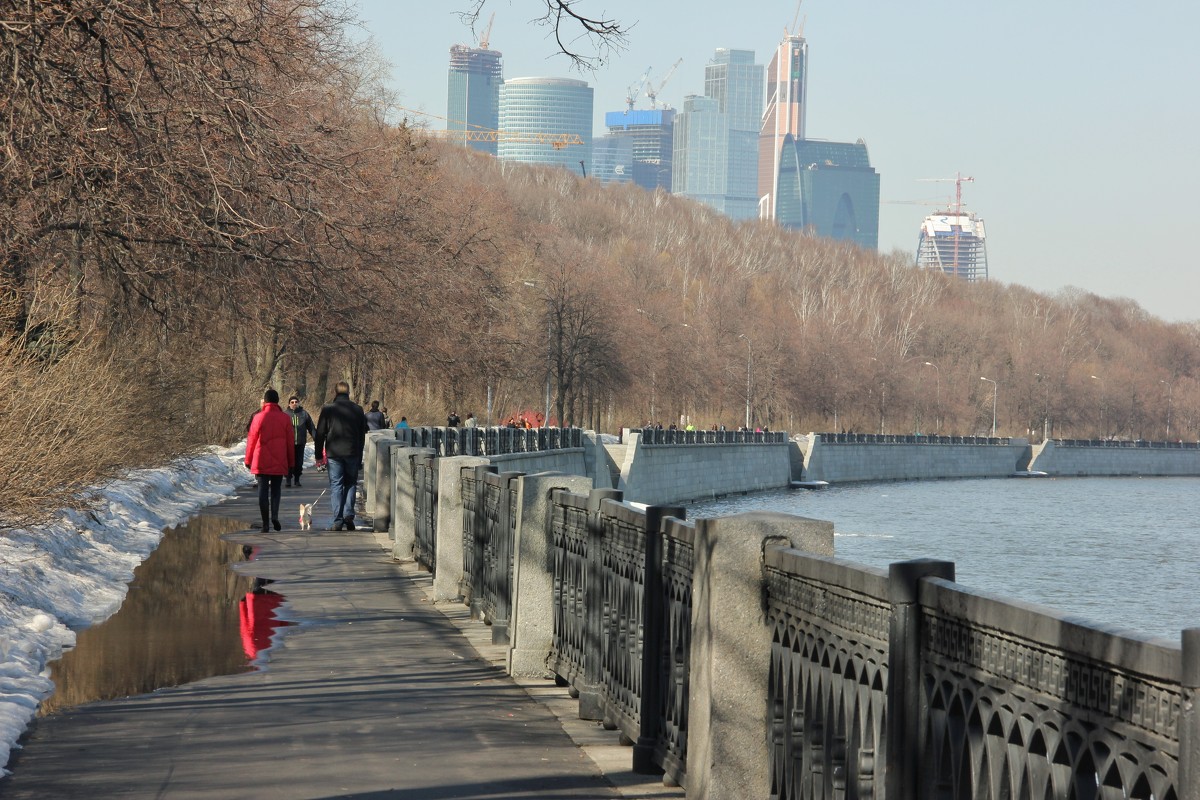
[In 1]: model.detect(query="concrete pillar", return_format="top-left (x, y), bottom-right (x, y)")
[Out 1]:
top-left (432, 455), bottom-right (489, 602)
top-left (506, 471), bottom-right (593, 677)
top-left (1179, 628), bottom-right (1200, 799)
top-left (362, 430), bottom-right (396, 514)
top-left (687, 512), bottom-right (833, 800)
top-left (884, 558), bottom-right (954, 800)
top-left (371, 440), bottom-right (405, 533)
top-left (390, 447), bottom-right (433, 563)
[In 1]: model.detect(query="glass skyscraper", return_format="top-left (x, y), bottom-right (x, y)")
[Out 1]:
top-left (759, 33), bottom-right (808, 220)
top-left (775, 137), bottom-right (880, 249)
top-left (673, 49), bottom-right (763, 221)
top-left (498, 77), bottom-right (593, 175)
top-left (602, 109), bottom-right (675, 191)
top-left (447, 45), bottom-right (502, 155)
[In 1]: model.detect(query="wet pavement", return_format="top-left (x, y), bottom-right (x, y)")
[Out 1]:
top-left (0, 480), bottom-right (684, 799)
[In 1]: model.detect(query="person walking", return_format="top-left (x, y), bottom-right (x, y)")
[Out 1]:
top-left (313, 381), bottom-right (368, 531)
top-left (285, 395), bottom-right (315, 488)
top-left (463, 412), bottom-right (477, 428)
top-left (245, 388), bottom-right (295, 533)
top-left (446, 411), bottom-right (461, 428)
top-left (366, 400), bottom-right (386, 431)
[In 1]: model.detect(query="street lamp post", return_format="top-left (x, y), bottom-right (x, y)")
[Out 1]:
top-left (738, 334), bottom-right (752, 430)
top-left (923, 361), bottom-right (940, 433)
top-left (1090, 374), bottom-right (1104, 439)
top-left (1162, 379), bottom-right (1174, 440)
top-left (980, 376), bottom-right (997, 437)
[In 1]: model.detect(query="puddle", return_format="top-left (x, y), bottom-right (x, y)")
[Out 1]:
top-left (39, 515), bottom-right (292, 717)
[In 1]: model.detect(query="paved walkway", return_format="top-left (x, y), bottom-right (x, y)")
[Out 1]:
top-left (0, 482), bottom-right (684, 799)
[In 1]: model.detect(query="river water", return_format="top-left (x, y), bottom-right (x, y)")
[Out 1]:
top-left (688, 476), bottom-right (1200, 641)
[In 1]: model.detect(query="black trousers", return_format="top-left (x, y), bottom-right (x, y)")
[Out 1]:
top-left (291, 443), bottom-right (306, 480)
top-left (256, 474), bottom-right (283, 525)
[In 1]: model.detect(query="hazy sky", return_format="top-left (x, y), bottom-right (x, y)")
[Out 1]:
top-left (351, 1), bottom-right (1200, 323)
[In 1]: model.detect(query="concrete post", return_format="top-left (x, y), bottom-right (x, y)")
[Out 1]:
top-left (687, 512), bottom-right (834, 800)
top-left (362, 430), bottom-right (395, 515)
top-left (1179, 628), bottom-right (1200, 798)
top-left (506, 471), bottom-right (593, 677)
top-left (884, 558), bottom-right (955, 800)
top-left (390, 447), bottom-right (434, 563)
top-left (371, 440), bottom-right (405, 533)
top-left (432, 456), bottom-right (489, 602)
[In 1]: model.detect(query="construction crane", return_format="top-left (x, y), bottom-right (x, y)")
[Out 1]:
top-left (645, 58), bottom-right (682, 109)
top-left (917, 173), bottom-right (976, 274)
top-left (428, 129), bottom-right (584, 149)
top-left (396, 106), bottom-right (584, 150)
top-left (787, 0), bottom-right (806, 37)
top-left (478, 11), bottom-right (495, 49)
top-left (625, 66), bottom-right (651, 113)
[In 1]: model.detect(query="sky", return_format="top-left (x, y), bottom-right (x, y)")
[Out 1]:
top-left (0, 444), bottom-right (249, 773)
top-left (349, 1), bottom-right (1200, 324)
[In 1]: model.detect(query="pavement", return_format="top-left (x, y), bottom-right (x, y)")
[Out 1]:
top-left (0, 480), bottom-right (685, 800)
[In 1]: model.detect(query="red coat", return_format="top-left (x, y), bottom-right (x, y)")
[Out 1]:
top-left (246, 402), bottom-right (296, 476)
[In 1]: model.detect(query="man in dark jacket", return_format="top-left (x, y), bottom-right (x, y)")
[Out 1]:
top-left (285, 395), bottom-right (316, 488)
top-left (314, 382), bottom-right (368, 531)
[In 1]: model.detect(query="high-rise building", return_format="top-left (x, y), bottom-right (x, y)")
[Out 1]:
top-left (592, 135), bottom-right (634, 185)
top-left (759, 33), bottom-right (808, 220)
top-left (498, 77), bottom-right (593, 175)
top-left (916, 212), bottom-right (988, 281)
top-left (446, 44), bottom-right (502, 155)
top-left (673, 50), bottom-right (763, 221)
top-left (603, 109), bottom-right (675, 191)
top-left (775, 137), bottom-right (880, 249)
top-left (672, 95), bottom-right (728, 209)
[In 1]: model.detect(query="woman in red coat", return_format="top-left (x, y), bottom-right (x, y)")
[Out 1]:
top-left (245, 388), bottom-right (296, 532)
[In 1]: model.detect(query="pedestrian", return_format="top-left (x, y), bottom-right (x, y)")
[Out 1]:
top-left (395, 416), bottom-right (409, 429)
top-left (245, 388), bottom-right (295, 533)
top-left (366, 400), bottom-right (386, 431)
top-left (447, 410), bottom-right (461, 427)
top-left (314, 381), bottom-right (368, 532)
top-left (464, 412), bottom-right (477, 428)
top-left (285, 395), bottom-right (315, 488)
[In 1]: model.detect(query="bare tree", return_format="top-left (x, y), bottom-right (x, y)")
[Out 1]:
top-left (457, 1), bottom-right (627, 69)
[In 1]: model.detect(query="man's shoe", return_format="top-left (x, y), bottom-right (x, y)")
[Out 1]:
top-left (329, 522), bottom-right (344, 531)
top-left (285, 479), bottom-right (292, 488)
top-left (273, 519), bottom-right (282, 531)
top-left (344, 519), bottom-right (356, 531)
top-left (260, 522), bottom-right (270, 533)
top-left (294, 480), bottom-right (301, 487)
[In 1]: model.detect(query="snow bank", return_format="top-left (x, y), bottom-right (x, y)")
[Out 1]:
top-left (0, 443), bottom-right (251, 773)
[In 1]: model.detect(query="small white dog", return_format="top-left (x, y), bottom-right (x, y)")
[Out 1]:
top-left (299, 490), bottom-right (326, 531)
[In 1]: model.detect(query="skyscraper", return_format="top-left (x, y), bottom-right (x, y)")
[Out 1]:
top-left (673, 49), bottom-right (763, 221)
top-left (916, 213), bottom-right (988, 281)
top-left (447, 44), bottom-right (502, 155)
top-left (775, 137), bottom-right (880, 249)
top-left (759, 33), bottom-right (808, 220)
top-left (498, 77), bottom-right (593, 174)
top-left (603, 109), bottom-right (675, 191)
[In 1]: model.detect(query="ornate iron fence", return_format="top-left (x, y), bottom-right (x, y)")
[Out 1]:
top-left (412, 453), bottom-right (438, 572)
top-left (764, 548), bottom-right (891, 799)
top-left (636, 427), bottom-right (786, 445)
top-left (461, 464), bottom-right (496, 606)
top-left (398, 426), bottom-right (584, 456)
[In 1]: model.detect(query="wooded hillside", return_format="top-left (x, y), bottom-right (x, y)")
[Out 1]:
top-left (2, 1), bottom-right (1195, 521)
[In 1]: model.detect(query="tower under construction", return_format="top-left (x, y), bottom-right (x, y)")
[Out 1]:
top-left (759, 30), bottom-right (808, 220)
top-left (447, 41), bottom-right (503, 155)
top-left (915, 175), bottom-right (988, 281)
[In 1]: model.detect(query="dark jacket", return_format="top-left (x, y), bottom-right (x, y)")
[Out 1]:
top-left (314, 393), bottom-right (368, 461)
top-left (365, 409), bottom-right (385, 431)
top-left (288, 405), bottom-right (316, 445)
top-left (245, 402), bottom-right (296, 476)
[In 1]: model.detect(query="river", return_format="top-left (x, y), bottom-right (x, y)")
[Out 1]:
top-left (688, 476), bottom-right (1200, 641)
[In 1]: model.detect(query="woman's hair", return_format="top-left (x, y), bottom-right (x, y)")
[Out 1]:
top-left (370, 400), bottom-right (380, 410)
top-left (264, 388), bottom-right (280, 403)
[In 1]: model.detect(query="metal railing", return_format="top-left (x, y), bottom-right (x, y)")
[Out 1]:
top-left (636, 427), bottom-right (786, 445)
top-left (815, 432), bottom-right (1013, 445)
top-left (398, 425), bottom-right (584, 456)
top-left (412, 453), bottom-right (438, 572)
